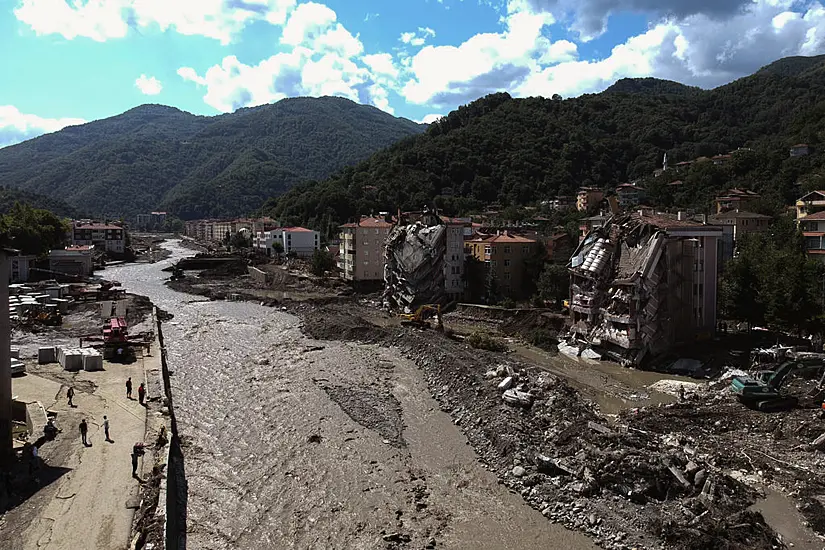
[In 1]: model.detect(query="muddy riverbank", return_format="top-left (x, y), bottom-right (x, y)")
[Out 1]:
top-left (104, 241), bottom-right (598, 549)
top-left (106, 240), bottom-right (825, 550)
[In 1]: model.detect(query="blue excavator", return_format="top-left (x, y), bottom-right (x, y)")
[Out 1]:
top-left (730, 358), bottom-right (825, 412)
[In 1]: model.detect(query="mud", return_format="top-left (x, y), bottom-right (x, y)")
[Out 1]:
top-left (104, 241), bottom-right (597, 550)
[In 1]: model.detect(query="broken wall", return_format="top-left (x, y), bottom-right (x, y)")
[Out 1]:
top-left (383, 222), bottom-right (447, 312)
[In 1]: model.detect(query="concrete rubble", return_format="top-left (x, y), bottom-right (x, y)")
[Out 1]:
top-left (383, 215), bottom-right (446, 312)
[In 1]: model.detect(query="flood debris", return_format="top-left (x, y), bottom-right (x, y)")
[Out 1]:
top-left (383, 210), bottom-right (446, 312)
top-left (563, 212), bottom-right (722, 367)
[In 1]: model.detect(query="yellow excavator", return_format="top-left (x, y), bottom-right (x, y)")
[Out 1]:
top-left (400, 304), bottom-right (444, 331)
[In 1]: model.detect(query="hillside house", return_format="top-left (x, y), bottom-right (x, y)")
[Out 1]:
top-left (790, 144), bottom-right (812, 157)
top-left (616, 183), bottom-right (646, 209)
top-left (714, 189), bottom-right (760, 214)
top-left (795, 191), bottom-right (825, 219)
top-left (576, 188), bottom-right (605, 212)
top-left (799, 211), bottom-right (825, 262)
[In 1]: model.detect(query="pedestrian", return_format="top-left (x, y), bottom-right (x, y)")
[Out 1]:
top-left (66, 386), bottom-right (75, 407)
top-left (79, 419), bottom-right (89, 446)
top-left (131, 442), bottom-right (145, 478)
top-left (138, 383), bottom-right (145, 405)
top-left (126, 377), bottom-right (132, 399)
top-left (103, 415), bottom-right (111, 442)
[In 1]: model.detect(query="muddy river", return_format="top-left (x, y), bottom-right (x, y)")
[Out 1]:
top-left (105, 241), bottom-right (597, 550)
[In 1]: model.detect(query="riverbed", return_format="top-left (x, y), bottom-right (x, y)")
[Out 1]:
top-left (105, 241), bottom-right (596, 549)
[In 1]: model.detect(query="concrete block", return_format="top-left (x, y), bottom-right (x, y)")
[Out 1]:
top-left (82, 349), bottom-right (103, 371)
top-left (38, 346), bottom-right (55, 364)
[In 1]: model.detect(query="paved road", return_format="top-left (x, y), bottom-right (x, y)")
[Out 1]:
top-left (1, 341), bottom-right (154, 549)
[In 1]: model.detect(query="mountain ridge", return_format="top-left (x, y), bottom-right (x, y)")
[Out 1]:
top-left (0, 96), bottom-right (426, 220)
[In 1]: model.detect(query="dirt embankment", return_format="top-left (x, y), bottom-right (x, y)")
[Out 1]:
top-left (292, 302), bottom-right (825, 550)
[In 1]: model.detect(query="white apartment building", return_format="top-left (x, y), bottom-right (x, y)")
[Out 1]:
top-left (254, 227), bottom-right (320, 258)
top-left (441, 217), bottom-right (470, 300)
top-left (71, 223), bottom-right (126, 254)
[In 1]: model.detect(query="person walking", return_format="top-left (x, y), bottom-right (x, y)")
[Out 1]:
top-left (79, 419), bottom-right (89, 446)
top-left (126, 377), bottom-right (132, 399)
top-left (66, 386), bottom-right (75, 407)
top-left (138, 383), bottom-right (146, 406)
top-left (103, 416), bottom-right (111, 442)
top-left (131, 442), bottom-right (145, 478)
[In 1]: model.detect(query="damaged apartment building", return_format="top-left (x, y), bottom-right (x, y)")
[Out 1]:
top-left (566, 212), bottom-right (722, 366)
top-left (383, 210), bottom-right (468, 311)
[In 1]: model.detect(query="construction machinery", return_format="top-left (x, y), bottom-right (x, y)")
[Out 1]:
top-left (400, 304), bottom-right (444, 330)
top-left (730, 358), bottom-right (824, 412)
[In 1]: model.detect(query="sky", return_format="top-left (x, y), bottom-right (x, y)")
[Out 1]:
top-left (2, 0), bottom-right (825, 148)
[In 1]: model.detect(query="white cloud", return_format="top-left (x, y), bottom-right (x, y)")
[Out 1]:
top-left (362, 53), bottom-right (399, 79)
top-left (14, 0), bottom-right (297, 44)
top-left (399, 26), bottom-right (437, 47)
top-left (417, 113), bottom-right (444, 124)
top-left (0, 106), bottom-right (85, 148)
top-left (135, 74), bottom-right (163, 95)
top-left (177, 67), bottom-right (207, 86)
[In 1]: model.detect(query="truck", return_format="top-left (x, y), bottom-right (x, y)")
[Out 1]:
top-left (730, 358), bottom-right (824, 412)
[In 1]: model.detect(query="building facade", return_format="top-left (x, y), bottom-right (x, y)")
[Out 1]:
top-left (799, 211), bottom-right (825, 262)
top-left (49, 247), bottom-right (93, 277)
top-left (795, 191), bottom-right (825, 219)
top-left (465, 232), bottom-right (538, 299)
top-left (71, 223), bottom-right (125, 254)
top-left (9, 255), bottom-right (36, 283)
top-left (708, 211), bottom-right (771, 244)
top-left (576, 188), bottom-right (605, 212)
top-left (338, 217), bottom-right (394, 281)
top-left (616, 183), bottom-right (646, 209)
top-left (714, 189), bottom-right (760, 214)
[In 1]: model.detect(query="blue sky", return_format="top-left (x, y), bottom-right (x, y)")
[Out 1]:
top-left (2, 0), bottom-right (825, 147)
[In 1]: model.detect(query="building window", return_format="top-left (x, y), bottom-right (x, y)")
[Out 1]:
top-left (363, 241), bottom-right (369, 246)
top-left (491, 260), bottom-right (497, 267)
top-left (504, 273), bottom-right (511, 281)
top-left (504, 245), bottom-right (511, 254)
top-left (364, 250), bottom-right (369, 256)
top-left (504, 259), bottom-right (511, 267)
top-left (522, 246), bottom-right (530, 254)
top-left (484, 245), bottom-right (491, 255)
top-left (491, 246), bottom-right (497, 254)
top-left (375, 229), bottom-right (380, 234)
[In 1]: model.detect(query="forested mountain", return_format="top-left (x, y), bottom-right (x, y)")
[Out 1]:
top-left (267, 55), bottom-right (825, 234)
top-left (0, 187), bottom-right (78, 218)
top-left (0, 98), bottom-right (425, 220)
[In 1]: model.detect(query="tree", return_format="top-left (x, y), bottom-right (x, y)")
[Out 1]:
top-left (0, 202), bottom-right (68, 257)
top-left (230, 232), bottom-right (250, 250)
top-left (536, 264), bottom-right (569, 307)
top-left (272, 240), bottom-right (284, 258)
top-left (311, 249), bottom-right (336, 276)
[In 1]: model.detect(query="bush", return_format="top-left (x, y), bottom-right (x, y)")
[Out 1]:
top-left (311, 249), bottom-right (336, 276)
top-left (467, 331), bottom-right (507, 352)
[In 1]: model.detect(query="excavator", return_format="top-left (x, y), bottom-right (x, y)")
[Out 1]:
top-left (730, 358), bottom-right (825, 412)
top-left (400, 304), bottom-right (444, 331)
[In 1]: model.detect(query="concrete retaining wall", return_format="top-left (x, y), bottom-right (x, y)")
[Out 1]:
top-left (248, 266), bottom-right (272, 284)
top-left (155, 309), bottom-right (187, 550)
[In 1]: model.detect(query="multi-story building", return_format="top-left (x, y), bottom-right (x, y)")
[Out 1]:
top-left (576, 188), bottom-right (605, 212)
top-left (465, 232), bottom-right (538, 299)
top-left (71, 222), bottom-right (126, 254)
top-left (615, 183), bottom-right (646, 209)
top-left (253, 227), bottom-right (320, 257)
top-left (50, 247), bottom-right (93, 277)
top-left (708, 211), bottom-right (770, 240)
top-left (567, 212), bottom-right (722, 365)
top-left (799, 211), bottom-right (825, 262)
top-left (714, 189), bottom-right (760, 214)
top-left (442, 218), bottom-right (469, 300)
top-left (795, 190), bottom-right (825, 219)
top-left (338, 216), bottom-right (394, 281)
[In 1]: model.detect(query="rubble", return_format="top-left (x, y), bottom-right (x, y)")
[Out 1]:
top-left (382, 214), bottom-right (446, 312)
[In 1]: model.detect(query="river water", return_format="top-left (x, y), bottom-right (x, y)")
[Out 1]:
top-left (105, 241), bottom-right (596, 550)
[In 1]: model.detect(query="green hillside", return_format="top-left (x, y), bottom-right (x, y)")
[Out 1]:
top-left (267, 55), bottom-right (825, 233)
top-left (0, 98), bottom-right (425, 220)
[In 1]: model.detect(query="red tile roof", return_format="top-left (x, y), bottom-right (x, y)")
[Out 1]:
top-left (75, 224), bottom-right (123, 230)
top-left (468, 233), bottom-right (537, 244)
top-left (281, 227), bottom-right (315, 233)
top-left (802, 211), bottom-right (825, 221)
top-left (340, 217), bottom-right (394, 229)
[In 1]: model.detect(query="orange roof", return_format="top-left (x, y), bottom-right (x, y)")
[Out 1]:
top-left (340, 216), bottom-right (393, 229)
top-left (468, 233), bottom-right (537, 244)
top-left (803, 211), bottom-right (825, 221)
top-left (281, 226), bottom-right (314, 233)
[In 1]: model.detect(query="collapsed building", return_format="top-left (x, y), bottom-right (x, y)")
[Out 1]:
top-left (565, 212), bottom-right (722, 365)
top-left (383, 211), bottom-right (447, 312)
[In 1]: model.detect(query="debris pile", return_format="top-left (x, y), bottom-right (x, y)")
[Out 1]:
top-left (383, 221), bottom-right (446, 312)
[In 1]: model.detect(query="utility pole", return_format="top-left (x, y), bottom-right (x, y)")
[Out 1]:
top-left (0, 250), bottom-right (10, 465)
